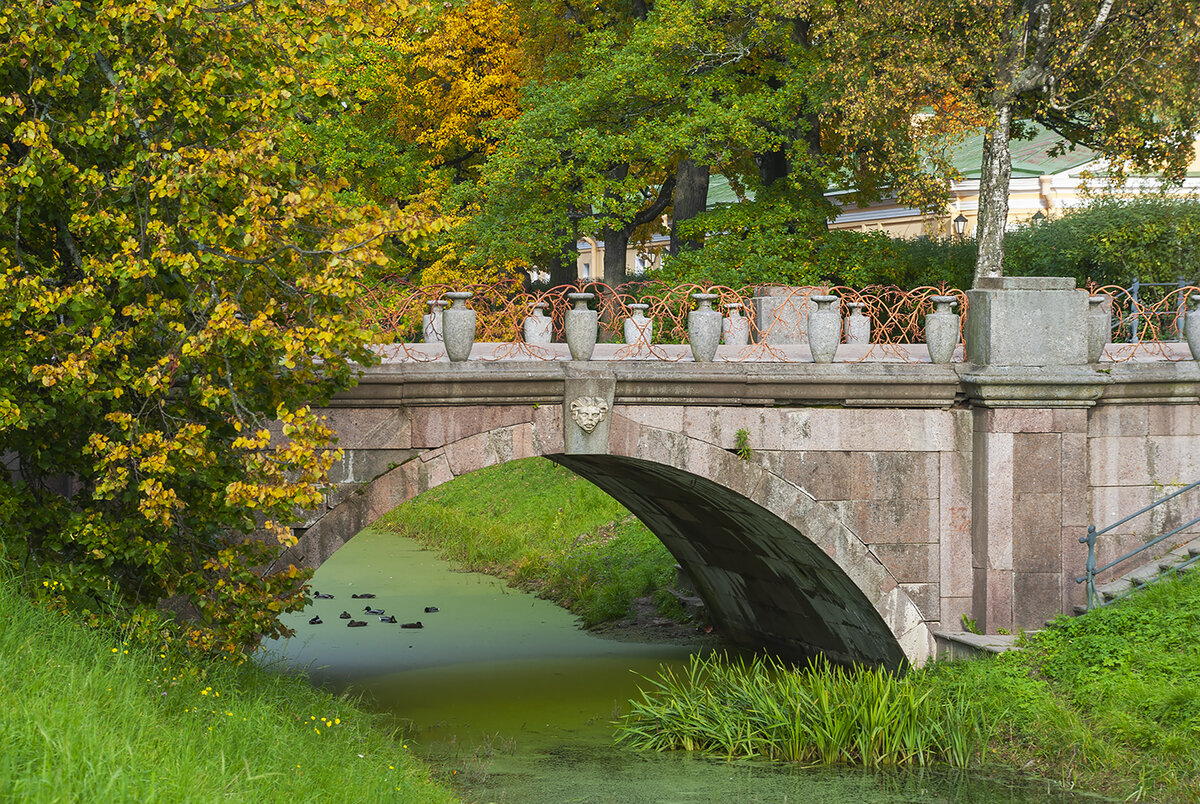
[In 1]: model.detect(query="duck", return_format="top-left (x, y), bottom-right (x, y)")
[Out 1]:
top-left (351, 593), bottom-right (376, 599)
top-left (363, 606), bottom-right (385, 615)
top-left (347, 620), bottom-right (367, 628)
top-left (308, 615), bottom-right (323, 625)
top-left (313, 592), bottom-right (334, 600)
top-left (339, 611), bottom-right (351, 619)
top-left (379, 615), bottom-right (397, 624)
top-left (401, 621), bottom-right (424, 629)
top-left (424, 606), bottom-right (439, 613)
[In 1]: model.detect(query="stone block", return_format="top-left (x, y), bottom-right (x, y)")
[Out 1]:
top-left (939, 450), bottom-right (973, 598)
top-left (327, 448), bottom-right (417, 485)
top-left (850, 452), bottom-right (940, 501)
top-left (319, 407), bottom-right (412, 450)
top-left (966, 277), bottom-right (1087, 367)
top-left (1090, 435), bottom-right (1200, 488)
top-left (1014, 572), bottom-right (1063, 627)
top-left (871, 543), bottom-right (938, 583)
top-left (1087, 405), bottom-right (1149, 438)
top-left (983, 568), bottom-right (1014, 632)
top-left (939, 596), bottom-right (973, 632)
top-left (1012, 433), bottom-right (1062, 495)
top-left (417, 448), bottom-right (455, 490)
top-left (1013, 492), bottom-right (1062, 574)
top-left (533, 402), bottom-right (565, 455)
top-left (614, 404), bottom-right (685, 432)
top-left (563, 370), bottom-right (616, 456)
top-left (987, 408), bottom-right (1055, 433)
top-left (1148, 403), bottom-right (1200, 436)
top-left (1053, 408), bottom-right (1089, 434)
top-left (787, 451), bottom-right (853, 501)
top-left (851, 499), bottom-right (938, 544)
top-left (411, 405), bottom-right (534, 448)
top-left (899, 582), bottom-right (940, 622)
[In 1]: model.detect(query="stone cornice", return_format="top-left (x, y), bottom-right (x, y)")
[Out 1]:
top-left (334, 355), bottom-right (1200, 410)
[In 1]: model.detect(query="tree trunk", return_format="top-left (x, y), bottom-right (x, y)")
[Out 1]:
top-left (974, 104), bottom-right (1014, 283)
top-left (601, 224), bottom-right (631, 287)
top-left (669, 159), bottom-right (709, 256)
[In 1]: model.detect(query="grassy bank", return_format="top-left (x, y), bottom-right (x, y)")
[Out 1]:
top-left (376, 457), bottom-right (684, 626)
top-left (0, 576), bottom-right (456, 804)
top-left (616, 573), bottom-right (1200, 801)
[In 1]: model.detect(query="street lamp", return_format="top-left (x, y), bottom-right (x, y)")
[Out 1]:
top-left (953, 213), bottom-right (968, 239)
top-left (1032, 211), bottom-right (1046, 223)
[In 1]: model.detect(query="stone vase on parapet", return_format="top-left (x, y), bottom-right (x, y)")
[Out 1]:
top-left (1187, 294), bottom-right (1200, 362)
top-left (688, 293), bottom-right (722, 362)
top-left (1087, 294), bottom-right (1111, 363)
top-left (422, 299), bottom-right (448, 343)
top-left (523, 302), bottom-right (553, 344)
top-left (844, 302), bottom-right (870, 345)
top-left (722, 302), bottom-right (750, 347)
top-left (623, 303), bottom-right (653, 347)
top-left (925, 295), bottom-right (960, 364)
top-left (807, 294), bottom-right (840, 363)
top-left (565, 292), bottom-right (598, 360)
top-left (441, 292), bottom-right (476, 362)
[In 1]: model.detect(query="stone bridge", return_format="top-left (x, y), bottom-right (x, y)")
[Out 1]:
top-left (279, 278), bottom-right (1200, 669)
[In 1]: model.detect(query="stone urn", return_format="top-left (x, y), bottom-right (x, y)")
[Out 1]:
top-left (623, 303), bottom-right (653, 347)
top-left (722, 302), bottom-right (750, 347)
top-left (688, 293), bottom-right (722, 362)
top-left (1187, 295), bottom-right (1200, 362)
top-left (523, 302), bottom-right (553, 344)
top-left (565, 292), bottom-right (598, 361)
top-left (807, 294), bottom-right (841, 363)
top-left (422, 299), bottom-right (448, 343)
top-left (1087, 294), bottom-right (1111, 363)
top-left (925, 295), bottom-right (960, 364)
top-left (441, 291), bottom-right (476, 362)
top-left (845, 302), bottom-right (871, 345)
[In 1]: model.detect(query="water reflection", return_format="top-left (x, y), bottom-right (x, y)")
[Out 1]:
top-left (261, 527), bottom-right (1095, 804)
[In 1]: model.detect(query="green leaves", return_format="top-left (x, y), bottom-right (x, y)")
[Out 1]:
top-left (0, 0), bottom-right (426, 659)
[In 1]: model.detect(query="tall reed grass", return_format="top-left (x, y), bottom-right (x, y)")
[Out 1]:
top-left (616, 653), bottom-right (987, 768)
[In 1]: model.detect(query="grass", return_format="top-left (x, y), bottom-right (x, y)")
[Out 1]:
top-left (616, 571), bottom-right (1200, 801)
top-left (0, 574), bottom-right (457, 804)
top-left (616, 653), bottom-right (985, 768)
top-left (375, 457), bottom-right (685, 626)
top-left (932, 571), bottom-right (1200, 801)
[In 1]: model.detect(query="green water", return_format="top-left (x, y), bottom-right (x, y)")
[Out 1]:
top-left (262, 528), bottom-right (1098, 803)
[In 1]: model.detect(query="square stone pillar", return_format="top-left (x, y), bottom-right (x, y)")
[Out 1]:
top-left (961, 277), bottom-right (1106, 632)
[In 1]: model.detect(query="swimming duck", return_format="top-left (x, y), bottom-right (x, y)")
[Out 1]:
top-left (308, 615), bottom-right (323, 625)
top-left (339, 611), bottom-right (351, 619)
top-left (347, 620), bottom-right (367, 628)
top-left (401, 621), bottom-right (424, 629)
top-left (424, 606), bottom-right (439, 613)
top-left (379, 615), bottom-right (397, 624)
top-left (363, 606), bottom-right (385, 615)
top-left (313, 592), bottom-right (334, 599)
top-left (351, 593), bottom-right (376, 599)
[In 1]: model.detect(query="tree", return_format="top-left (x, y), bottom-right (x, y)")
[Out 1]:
top-left (0, 0), bottom-right (425, 656)
top-left (831, 0), bottom-right (1200, 283)
top-left (464, 0), bottom-right (975, 285)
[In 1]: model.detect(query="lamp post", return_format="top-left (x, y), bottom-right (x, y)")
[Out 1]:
top-left (1032, 211), bottom-right (1046, 223)
top-left (953, 213), bottom-right (968, 240)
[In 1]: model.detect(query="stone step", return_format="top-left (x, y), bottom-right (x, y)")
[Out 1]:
top-left (934, 630), bottom-right (1025, 660)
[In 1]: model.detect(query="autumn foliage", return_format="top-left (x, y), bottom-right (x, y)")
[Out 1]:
top-left (0, 0), bottom-right (429, 656)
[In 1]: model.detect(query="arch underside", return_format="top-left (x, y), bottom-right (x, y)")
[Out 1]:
top-left (552, 454), bottom-right (907, 669)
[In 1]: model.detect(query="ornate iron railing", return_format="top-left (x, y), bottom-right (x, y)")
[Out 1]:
top-left (352, 279), bottom-right (968, 362)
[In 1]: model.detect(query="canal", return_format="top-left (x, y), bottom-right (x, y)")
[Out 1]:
top-left (261, 526), bottom-right (1093, 803)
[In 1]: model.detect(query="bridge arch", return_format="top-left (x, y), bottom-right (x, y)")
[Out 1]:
top-left (281, 407), bottom-right (933, 669)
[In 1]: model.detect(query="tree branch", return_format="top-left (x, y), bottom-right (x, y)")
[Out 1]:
top-left (631, 174), bottom-right (677, 227)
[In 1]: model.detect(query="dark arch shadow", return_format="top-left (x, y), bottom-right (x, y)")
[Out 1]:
top-left (551, 454), bottom-right (907, 670)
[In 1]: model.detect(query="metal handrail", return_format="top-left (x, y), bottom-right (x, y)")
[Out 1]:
top-left (1077, 479), bottom-right (1200, 610)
